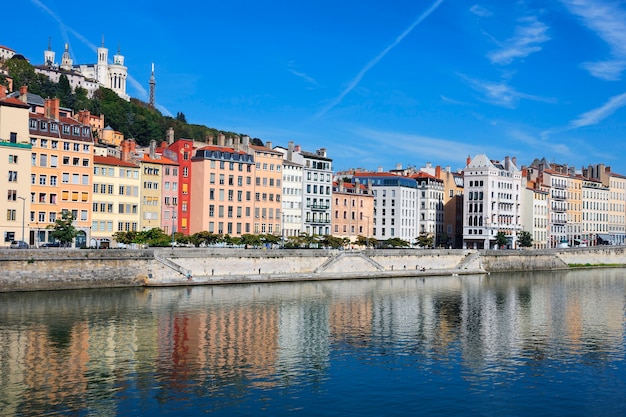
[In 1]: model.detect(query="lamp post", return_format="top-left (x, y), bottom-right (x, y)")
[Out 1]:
top-left (362, 215), bottom-right (370, 248)
top-left (171, 205), bottom-right (176, 247)
top-left (17, 197), bottom-right (25, 244)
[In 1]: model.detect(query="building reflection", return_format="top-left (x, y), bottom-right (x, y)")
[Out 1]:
top-left (0, 270), bottom-right (625, 415)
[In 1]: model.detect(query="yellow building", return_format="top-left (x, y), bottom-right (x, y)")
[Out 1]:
top-left (29, 97), bottom-right (94, 247)
top-left (139, 155), bottom-right (163, 231)
top-left (92, 155), bottom-right (140, 247)
top-left (0, 88), bottom-right (31, 246)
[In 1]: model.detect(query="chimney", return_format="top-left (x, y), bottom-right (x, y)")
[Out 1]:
top-left (266, 141), bottom-right (272, 149)
top-left (234, 137), bottom-right (240, 152)
top-left (377, 166), bottom-right (383, 173)
top-left (19, 85), bottom-right (28, 103)
top-left (317, 148), bottom-right (327, 157)
top-left (287, 141), bottom-right (294, 161)
top-left (504, 156), bottom-right (510, 171)
top-left (294, 144), bottom-right (301, 152)
top-left (466, 155), bottom-right (472, 166)
top-left (242, 135), bottom-right (250, 153)
top-left (218, 133), bottom-right (225, 147)
top-left (512, 156), bottom-right (517, 168)
top-left (435, 165), bottom-right (441, 178)
top-left (0, 85), bottom-right (5, 100)
top-left (396, 163), bottom-right (402, 170)
top-left (226, 137), bottom-right (233, 147)
top-left (149, 140), bottom-right (157, 159)
top-left (44, 98), bottom-right (60, 120)
top-left (167, 127), bottom-right (174, 144)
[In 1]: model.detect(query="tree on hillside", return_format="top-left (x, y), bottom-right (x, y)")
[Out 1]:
top-left (48, 211), bottom-right (77, 247)
top-left (176, 112), bottom-right (187, 123)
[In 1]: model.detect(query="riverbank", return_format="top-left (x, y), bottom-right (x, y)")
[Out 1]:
top-left (0, 246), bottom-right (625, 292)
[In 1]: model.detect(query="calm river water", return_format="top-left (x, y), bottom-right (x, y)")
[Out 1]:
top-left (1, 269), bottom-right (626, 416)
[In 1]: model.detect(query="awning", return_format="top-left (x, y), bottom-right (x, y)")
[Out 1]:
top-left (597, 234), bottom-right (612, 242)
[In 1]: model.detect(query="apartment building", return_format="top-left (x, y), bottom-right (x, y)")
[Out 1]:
top-left (281, 159), bottom-right (303, 238)
top-left (463, 155), bottom-right (522, 249)
top-left (0, 88), bottom-right (31, 246)
top-left (92, 155), bottom-right (140, 247)
top-left (332, 178), bottom-right (374, 243)
top-left (250, 142), bottom-right (283, 236)
top-left (29, 97), bottom-right (94, 247)
top-left (581, 178), bottom-right (609, 245)
top-left (354, 172), bottom-right (418, 244)
top-left (433, 166), bottom-right (464, 248)
top-left (583, 164), bottom-right (626, 245)
top-left (161, 135), bottom-right (194, 234)
top-left (190, 143), bottom-right (255, 236)
top-left (411, 172), bottom-right (444, 245)
top-left (521, 182), bottom-right (549, 249)
top-left (138, 153), bottom-right (163, 231)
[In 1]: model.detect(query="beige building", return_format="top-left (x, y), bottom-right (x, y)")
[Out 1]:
top-left (0, 88), bottom-right (31, 246)
top-left (332, 179), bottom-right (374, 244)
top-left (138, 155), bottom-right (163, 231)
top-left (251, 143), bottom-right (283, 236)
top-left (92, 155), bottom-right (140, 247)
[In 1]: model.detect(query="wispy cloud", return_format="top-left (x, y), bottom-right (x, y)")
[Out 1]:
top-left (470, 4), bottom-right (493, 17)
top-left (287, 62), bottom-right (319, 88)
top-left (488, 15), bottom-right (550, 65)
top-left (570, 91), bottom-right (626, 127)
top-left (560, 0), bottom-right (626, 80)
top-left (315, 0), bottom-right (445, 119)
top-left (463, 76), bottom-right (551, 108)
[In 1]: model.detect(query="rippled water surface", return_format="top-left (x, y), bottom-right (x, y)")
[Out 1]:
top-left (1, 269), bottom-right (626, 416)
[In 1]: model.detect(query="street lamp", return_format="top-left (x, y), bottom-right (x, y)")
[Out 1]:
top-left (171, 205), bottom-right (177, 247)
top-left (362, 215), bottom-right (370, 248)
top-left (17, 196), bottom-right (25, 244)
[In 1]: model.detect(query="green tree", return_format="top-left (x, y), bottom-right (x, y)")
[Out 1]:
top-left (385, 238), bottom-right (410, 248)
top-left (415, 233), bottom-right (434, 248)
top-left (495, 232), bottom-right (508, 249)
top-left (518, 231), bottom-right (533, 248)
top-left (320, 235), bottom-right (345, 249)
top-left (112, 230), bottom-right (136, 245)
top-left (48, 211), bottom-right (77, 247)
top-left (356, 235), bottom-right (376, 248)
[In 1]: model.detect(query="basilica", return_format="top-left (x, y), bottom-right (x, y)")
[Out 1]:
top-left (35, 37), bottom-right (129, 101)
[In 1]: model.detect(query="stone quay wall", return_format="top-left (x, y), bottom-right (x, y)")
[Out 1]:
top-left (0, 246), bottom-right (625, 292)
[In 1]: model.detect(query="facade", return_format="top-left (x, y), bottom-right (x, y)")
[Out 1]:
top-left (29, 97), bottom-right (94, 247)
top-left (301, 148), bottom-right (333, 236)
top-left (138, 152), bottom-right (164, 231)
top-left (0, 45), bottom-right (15, 62)
top-left (434, 166), bottom-right (464, 248)
top-left (521, 184), bottom-right (549, 249)
top-left (281, 160), bottom-right (303, 238)
top-left (412, 172), bottom-right (444, 245)
top-left (583, 164), bottom-right (626, 245)
top-left (0, 89), bottom-right (31, 246)
top-left (92, 156), bottom-right (140, 247)
top-left (581, 178), bottom-right (609, 245)
top-left (160, 158), bottom-right (179, 236)
top-left (161, 136), bottom-right (194, 234)
top-left (463, 155), bottom-right (523, 249)
top-left (354, 172), bottom-right (418, 244)
top-left (331, 179), bottom-right (374, 243)
top-left (190, 143), bottom-right (255, 236)
top-left (251, 143), bottom-right (283, 236)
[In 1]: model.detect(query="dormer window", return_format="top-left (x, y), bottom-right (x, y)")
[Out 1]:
top-left (39, 121), bottom-right (47, 130)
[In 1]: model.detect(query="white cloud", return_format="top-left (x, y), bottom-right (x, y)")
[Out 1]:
top-left (315, 0), bottom-right (445, 119)
top-left (560, 0), bottom-right (626, 80)
top-left (488, 15), bottom-right (550, 65)
top-left (570, 91), bottom-right (626, 127)
top-left (470, 5), bottom-right (493, 17)
top-left (464, 77), bottom-right (551, 108)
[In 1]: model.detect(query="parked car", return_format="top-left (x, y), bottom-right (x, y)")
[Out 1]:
top-left (41, 241), bottom-right (61, 248)
top-left (10, 240), bottom-right (29, 249)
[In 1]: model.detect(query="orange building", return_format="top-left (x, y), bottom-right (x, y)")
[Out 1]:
top-left (190, 142), bottom-right (255, 235)
top-left (250, 142), bottom-right (283, 236)
top-left (332, 178), bottom-right (374, 244)
top-left (29, 97), bottom-right (94, 247)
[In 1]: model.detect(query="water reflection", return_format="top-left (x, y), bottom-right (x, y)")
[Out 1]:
top-left (1, 269), bottom-right (625, 416)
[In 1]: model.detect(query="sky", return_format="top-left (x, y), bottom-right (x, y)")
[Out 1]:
top-left (4, 0), bottom-right (626, 174)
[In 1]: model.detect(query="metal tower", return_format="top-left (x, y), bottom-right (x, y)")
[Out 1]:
top-left (149, 63), bottom-right (156, 108)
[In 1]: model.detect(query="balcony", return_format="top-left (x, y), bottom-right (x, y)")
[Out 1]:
top-left (309, 203), bottom-right (330, 211)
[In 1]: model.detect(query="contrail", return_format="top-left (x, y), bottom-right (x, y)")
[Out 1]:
top-left (315, 0), bottom-right (445, 119)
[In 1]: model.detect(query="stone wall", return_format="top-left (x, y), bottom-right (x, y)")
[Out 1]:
top-left (0, 249), bottom-right (153, 292)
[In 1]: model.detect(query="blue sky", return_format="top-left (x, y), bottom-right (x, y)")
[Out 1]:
top-left (4, 0), bottom-right (626, 174)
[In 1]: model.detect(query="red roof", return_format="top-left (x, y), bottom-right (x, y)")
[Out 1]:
top-left (197, 145), bottom-right (249, 155)
top-left (0, 97), bottom-right (29, 108)
top-left (94, 155), bottom-right (139, 167)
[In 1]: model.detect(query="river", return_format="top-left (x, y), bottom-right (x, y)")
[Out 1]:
top-left (1, 268), bottom-right (625, 416)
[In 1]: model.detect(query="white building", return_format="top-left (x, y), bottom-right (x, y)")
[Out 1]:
top-left (354, 172), bottom-right (418, 244)
top-left (35, 39), bottom-right (129, 101)
top-left (521, 186), bottom-right (549, 249)
top-left (582, 178), bottom-right (609, 245)
top-left (281, 159), bottom-right (304, 238)
top-left (412, 172), bottom-right (444, 245)
top-left (463, 155), bottom-right (523, 249)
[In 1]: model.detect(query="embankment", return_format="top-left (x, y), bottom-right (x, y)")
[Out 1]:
top-left (0, 246), bottom-right (624, 292)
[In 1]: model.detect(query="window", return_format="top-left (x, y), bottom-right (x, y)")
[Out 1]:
top-left (8, 155), bottom-right (17, 164)
top-left (8, 171), bottom-right (17, 182)
top-left (7, 190), bottom-right (17, 201)
top-left (6, 209), bottom-right (16, 221)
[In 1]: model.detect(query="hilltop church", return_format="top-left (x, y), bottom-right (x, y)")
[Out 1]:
top-left (35, 37), bottom-right (129, 101)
